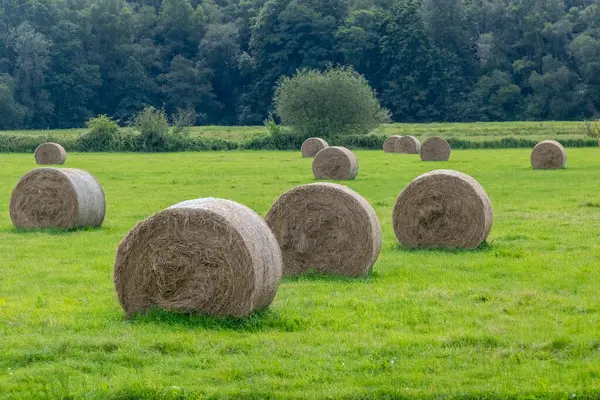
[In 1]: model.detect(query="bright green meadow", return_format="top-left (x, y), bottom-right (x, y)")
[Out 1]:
top-left (1, 149), bottom-right (600, 399)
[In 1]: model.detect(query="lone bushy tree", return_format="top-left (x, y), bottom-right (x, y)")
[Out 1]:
top-left (274, 67), bottom-right (390, 137)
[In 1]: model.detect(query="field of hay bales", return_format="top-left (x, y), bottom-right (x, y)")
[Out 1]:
top-left (1, 148), bottom-right (600, 399)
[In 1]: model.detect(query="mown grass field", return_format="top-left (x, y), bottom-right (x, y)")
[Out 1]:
top-left (1, 149), bottom-right (600, 399)
top-left (0, 121), bottom-right (590, 143)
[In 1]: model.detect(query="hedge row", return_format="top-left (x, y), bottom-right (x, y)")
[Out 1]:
top-left (0, 133), bottom-right (597, 153)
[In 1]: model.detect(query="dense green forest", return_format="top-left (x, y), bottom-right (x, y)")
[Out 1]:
top-left (0, 0), bottom-right (599, 129)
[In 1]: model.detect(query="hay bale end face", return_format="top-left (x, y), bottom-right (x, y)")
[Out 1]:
top-left (301, 138), bottom-right (329, 158)
top-left (312, 146), bottom-right (358, 180)
top-left (114, 198), bottom-right (283, 318)
top-left (34, 142), bottom-right (66, 165)
top-left (531, 140), bottom-right (567, 169)
top-left (420, 137), bottom-right (451, 161)
top-left (393, 170), bottom-right (493, 249)
top-left (265, 183), bottom-right (382, 277)
top-left (383, 135), bottom-right (403, 153)
top-left (396, 136), bottom-right (421, 154)
top-left (10, 168), bottom-right (106, 230)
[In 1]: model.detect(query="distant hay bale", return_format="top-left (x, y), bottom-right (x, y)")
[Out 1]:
top-left (10, 168), bottom-right (106, 230)
top-left (265, 183), bottom-right (382, 277)
top-left (383, 135), bottom-right (403, 153)
top-left (531, 140), bottom-right (567, 169)
top-left (114, 198), bottom-right (283, 318)
top-left (312, 146), bottom-right (358, 180)
top-left (420, 137), bottom-right (451, 161)
top-left (301, 138), bottom-right (329, 158)
top-left (393, 170), bottom-right (493, 249)
top-left (396, 136), bottom-right (421, 154)
top-left (34, 142), bottom-right (66, 165)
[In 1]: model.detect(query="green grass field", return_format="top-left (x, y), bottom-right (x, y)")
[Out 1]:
top-left (1, 149), bottom-right (600, 399)
top-left (0, 121), bottom-right (590, 143)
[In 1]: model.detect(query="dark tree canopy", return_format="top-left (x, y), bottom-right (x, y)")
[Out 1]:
top-left (0, 0), bottom-right (599, 129)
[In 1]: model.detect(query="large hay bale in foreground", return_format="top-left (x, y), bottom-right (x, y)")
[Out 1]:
top-left (312, 146), bottom-right (358, 180)
top-left (10, 168), bottom-right (105, 230)
top-left (301, 138), bottom-right (329, 158)
top-left (393, 170), bottom-right (493, 249)
top-left (420, 137), bottom-right (451, 161)
top-left (531, 140), bottom-right (567, 169)
top-left (34, 142), bottom-right (66, 165)
top-left (114, 198), bottom-right (283, 318)
top-left (383, 135), bottom-right (403, 153)
top-left (396, 136), bottom-right (421, 154)
top-left (265, 183), bottom-right (382, 277)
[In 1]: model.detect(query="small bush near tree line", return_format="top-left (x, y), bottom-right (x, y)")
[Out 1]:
top-left (274, 67), bottom-right (390, 138)
top-left (584, 119), bottom-right (600, 138)
top-left (134, 106), bottom-right (170, 152)
top-left (77, 115), bottom-right (122, 151)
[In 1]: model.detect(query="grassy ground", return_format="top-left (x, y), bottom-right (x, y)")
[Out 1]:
top-left (1, 149), bottom-right (600, 399)
top-left (0, 121), bottom-right (589, 143)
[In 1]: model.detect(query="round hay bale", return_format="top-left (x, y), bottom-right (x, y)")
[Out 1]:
top-left (301, 138), bottom-right (329, 158)
top-left (383, 135), bottom-right (403, 153)
top-left (312, 146), bottom-right (358, 180)
top-left (396, 136), bottom-right (421, 154)
top-left (393, 170), bottom-right (493, 249)
top-left (531, 140), bottom-right (566, 170)
top-left (420, 137), bottom-right (451, 161)
top-left (10, 168), bottom-right (106, 230)
top-left (34, 142), bottom-right (66, 165)
top-left (114, 198), bottom-right (283, 318)
top-left (265, 183), bottom-right (382, 277)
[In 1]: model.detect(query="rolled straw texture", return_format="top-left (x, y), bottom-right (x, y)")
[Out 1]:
top-left (396, 136), bottom-right (421, 154)
top-left (312, 146), bottom-right (358, 180)
top-left (301, 138), bottom-right (329, 158)
top-left (383, 135), bottom-right (403, 153)
top-left (393, 170), bottom-right (493, 249)
top-left (420, 137), bottom-right (451, 161)
top-left (114, 198), bottom-right (283, 318)
top-left (10, 168), bottom-right (105, 229)
top-left (265, 183), bottom-right (382, 277)
top-left (34, 142), bottom-right (66, 165)
top-left (531, 140), bottom-right (567, 169)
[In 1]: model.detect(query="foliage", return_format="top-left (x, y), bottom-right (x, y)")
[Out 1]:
top-left (0, 0), bottom-right (599, 128)
top-left (77, 115), bottom-right (123, 151)
top-left (172, 107), bottom-right (197, 135)
top-left (133, 106), bottom-right (170, 152)
top-left (0, 121), bottom-right (598, 153)
top-left (584, 119), bottom-right (600, 138)
top-left (274, 67), bottom-right (390, 137)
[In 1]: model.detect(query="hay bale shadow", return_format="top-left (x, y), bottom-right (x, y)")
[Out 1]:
top-left (282, 269), bottom-right (380, 283)
top-left (393, 241), bottom-right (494, 254)
top-left (127, 308), bottom-right (307, 333)
top-left (2, 226), bottom-right (103, 235)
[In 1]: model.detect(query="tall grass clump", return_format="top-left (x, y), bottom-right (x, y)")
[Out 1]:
top-left (134, 106), bottom-right (169, 151)
top-left (172, 107), bottom-right (196, 135)
top-left (584, 118), bottom-right (600, 140)
top-left (274, 67), bottom-right (390, 138)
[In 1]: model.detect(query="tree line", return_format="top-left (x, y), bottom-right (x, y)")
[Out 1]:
top-left (0, 0), bottom-right (599, 130)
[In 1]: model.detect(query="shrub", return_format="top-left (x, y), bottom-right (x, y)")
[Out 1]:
top-left (584, 118), bottom-right (600, 138)
top-left (134, 106), bottom-right (169, 151)
top-left (172, 107), bottom-right (196, 135)
top-left (273, 66), bottom-right (390, 138)
top-left (78, 115), bottom-right (122, 151)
